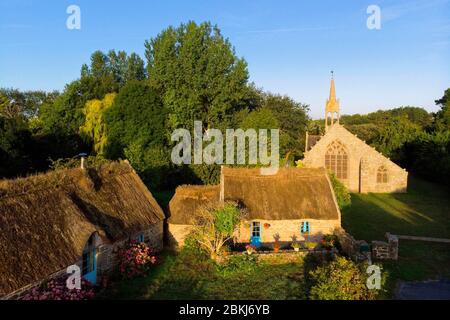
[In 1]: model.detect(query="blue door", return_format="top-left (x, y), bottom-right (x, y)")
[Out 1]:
top-left (82, 248), bottom-right (97, 284)
top-left (250, 221), bottom-right (262, 247)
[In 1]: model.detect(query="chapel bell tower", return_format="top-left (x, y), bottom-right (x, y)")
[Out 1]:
top-left (325, 71), bottom-right (340, 132)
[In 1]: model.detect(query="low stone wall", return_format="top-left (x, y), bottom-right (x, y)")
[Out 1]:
top-left (371, 233), bottom-right (398, 260)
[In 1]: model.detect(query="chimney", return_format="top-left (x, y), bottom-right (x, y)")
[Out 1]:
top-left (79, 153), bottom-right (88, 170)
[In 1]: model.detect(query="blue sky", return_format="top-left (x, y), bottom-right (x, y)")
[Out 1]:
top-left (0, 0), bottom-right (449, 118)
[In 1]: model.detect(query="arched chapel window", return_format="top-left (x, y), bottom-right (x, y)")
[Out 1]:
top-left (325, 141), bottom-right (348, 179)
top-left (377, 166), bottom-right (388, 183)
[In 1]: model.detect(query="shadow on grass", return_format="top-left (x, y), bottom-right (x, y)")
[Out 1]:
top-left (342, 176), bottom-right (450, 240)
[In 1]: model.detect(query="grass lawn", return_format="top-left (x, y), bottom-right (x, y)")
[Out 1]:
top-left (342, 176), bottom-right (450, 289)
top-left (102, 250), bottom-right (307, 300)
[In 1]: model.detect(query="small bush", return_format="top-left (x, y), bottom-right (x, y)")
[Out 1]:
top-left (320, 234), bottom-right (342, 251)
top-left (308, 256), bottom-right (381, 300)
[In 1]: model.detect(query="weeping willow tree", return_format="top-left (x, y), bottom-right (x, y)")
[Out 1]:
top-left (80, 93), bottom-right (116, 155)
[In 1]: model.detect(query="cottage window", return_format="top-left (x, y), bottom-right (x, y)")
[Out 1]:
top-left (136, 233), bottom-right (145, 243)
top-left (251, 221), bottom-right (261, 238)
top-left (377, 166), bottom-right (388, 183)
top-left (325, 141), bottom-right (348, 179)
top-left (300, 221), bottom-right (310, 235)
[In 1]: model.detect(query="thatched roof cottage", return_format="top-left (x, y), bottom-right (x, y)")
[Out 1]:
top-left (168, 166), bottom-right (341, 247)
top-left (0, 161), bottom-right (165, 299)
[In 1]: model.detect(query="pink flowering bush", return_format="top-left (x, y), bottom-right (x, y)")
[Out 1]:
top-left (20, 277), bottom-right (95, 300)
top-left (117, 240), bottom-right (156, 279)
top-left (245, 244), bottom-right (257, 254)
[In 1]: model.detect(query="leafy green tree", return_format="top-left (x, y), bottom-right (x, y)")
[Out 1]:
top-left (103, 81), bottom-right (169, 189)
top-left (374, 116), bottom-right (421, 158)
top-left (0, 117), bottom-right (33, 177)
top-left (402, 131), bottom-right (450, 186)
top-left (126, 53), bottom-right (146, 82)
top-left (260, 93), bottom-right (309, 158)
top-left (145, 21), bottom-right (252, 133)
top-left (0, 92), bottom-right (10, 118)
top-left (105, 80), bottom-right (166, 159)
top-left (434, 88), bottom-right (450, 132)
top-left (39, 75), bottom-right (118, 136)
top-left (190, 202), bottom-right (245, 260)
top-left (0, 88), bottom-right (58, 119)
top-left (80, 93), bottom-right (117, 155)
top-left (124, 140), bottom-right (171, 190)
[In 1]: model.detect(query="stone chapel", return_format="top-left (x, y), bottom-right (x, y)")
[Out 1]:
top-left (303, 74), bottom-right (408, 193)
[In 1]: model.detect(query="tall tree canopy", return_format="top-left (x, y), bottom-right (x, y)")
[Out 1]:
top-left (145, 21), bottom-right (252, 132)
top-left (434, 88), bottom-right (450, 132)
top-left (80, 93), bottom-right (117, 155)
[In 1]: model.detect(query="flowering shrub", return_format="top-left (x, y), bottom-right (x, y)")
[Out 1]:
top-left (20, 277), bottom-right (95, 300)
top-left (320, 234), bottom-right (341, 250)
top-left (245, 244), bottom-right (257, 254)
top-left (117, 240), bottom-right (156, 279)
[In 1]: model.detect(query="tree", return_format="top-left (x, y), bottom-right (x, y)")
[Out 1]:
top-left (434, 88), bottom-right (450, 132)
top-left (145, 21), bottom-right (252, 133)
top-left (189, 202), bottom-right (245, 260)
top-left (374, 116), bottom-right (421, 158)
top-left (402, 131), bottom-right (450, 186)
top-left (105, 80), bottom-right (166, 158)
top-left (0, 89), bottom-right (58, 120)
top-left (0, 117), bottom-right (33, 177)
top-left (261, 93), bottom-right (310, 158)
top-left (80, 93), bottom-right (117, 155)
top-left (0, 92), bottom-right (11, 118)
top-left (104, 81), bottom-right (168, 189)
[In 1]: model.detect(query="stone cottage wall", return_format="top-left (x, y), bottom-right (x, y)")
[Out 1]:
top-left (167, 223), bottom-right (195, 248)
top-left (303, 124), bottom-right (408, 193)
top-left (236, 219), bottom-right (341, 245)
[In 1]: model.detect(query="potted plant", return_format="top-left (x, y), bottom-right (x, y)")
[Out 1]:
top-left (291, 242), bottom-right (301, 252)
top-left (304, 241), bottom-right (318, 250)
top-left (273, 241), bottom-right (280, 253)
top-left (263, 223), bottom-right (271, 229)
top-left (245, 244), bottom-right (256, 255)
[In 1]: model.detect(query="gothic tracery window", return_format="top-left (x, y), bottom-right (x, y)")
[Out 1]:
top-left (377, 166), bottom-right (388, 183)
top-left (325, 141), bottom-right (348, 179)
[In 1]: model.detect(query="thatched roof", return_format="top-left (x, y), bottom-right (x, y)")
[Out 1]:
top-left (0, 161), bottom-right (164, 296)
top-left (168, 167), bottom-right (340, 225)
top-left (222, 167), bottom-right (340, 220)
top-left (167, 185), bottom-right (220, 224)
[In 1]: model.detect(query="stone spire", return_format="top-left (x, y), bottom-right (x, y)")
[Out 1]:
top-left (325, 71), bottom-right (340, 132)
